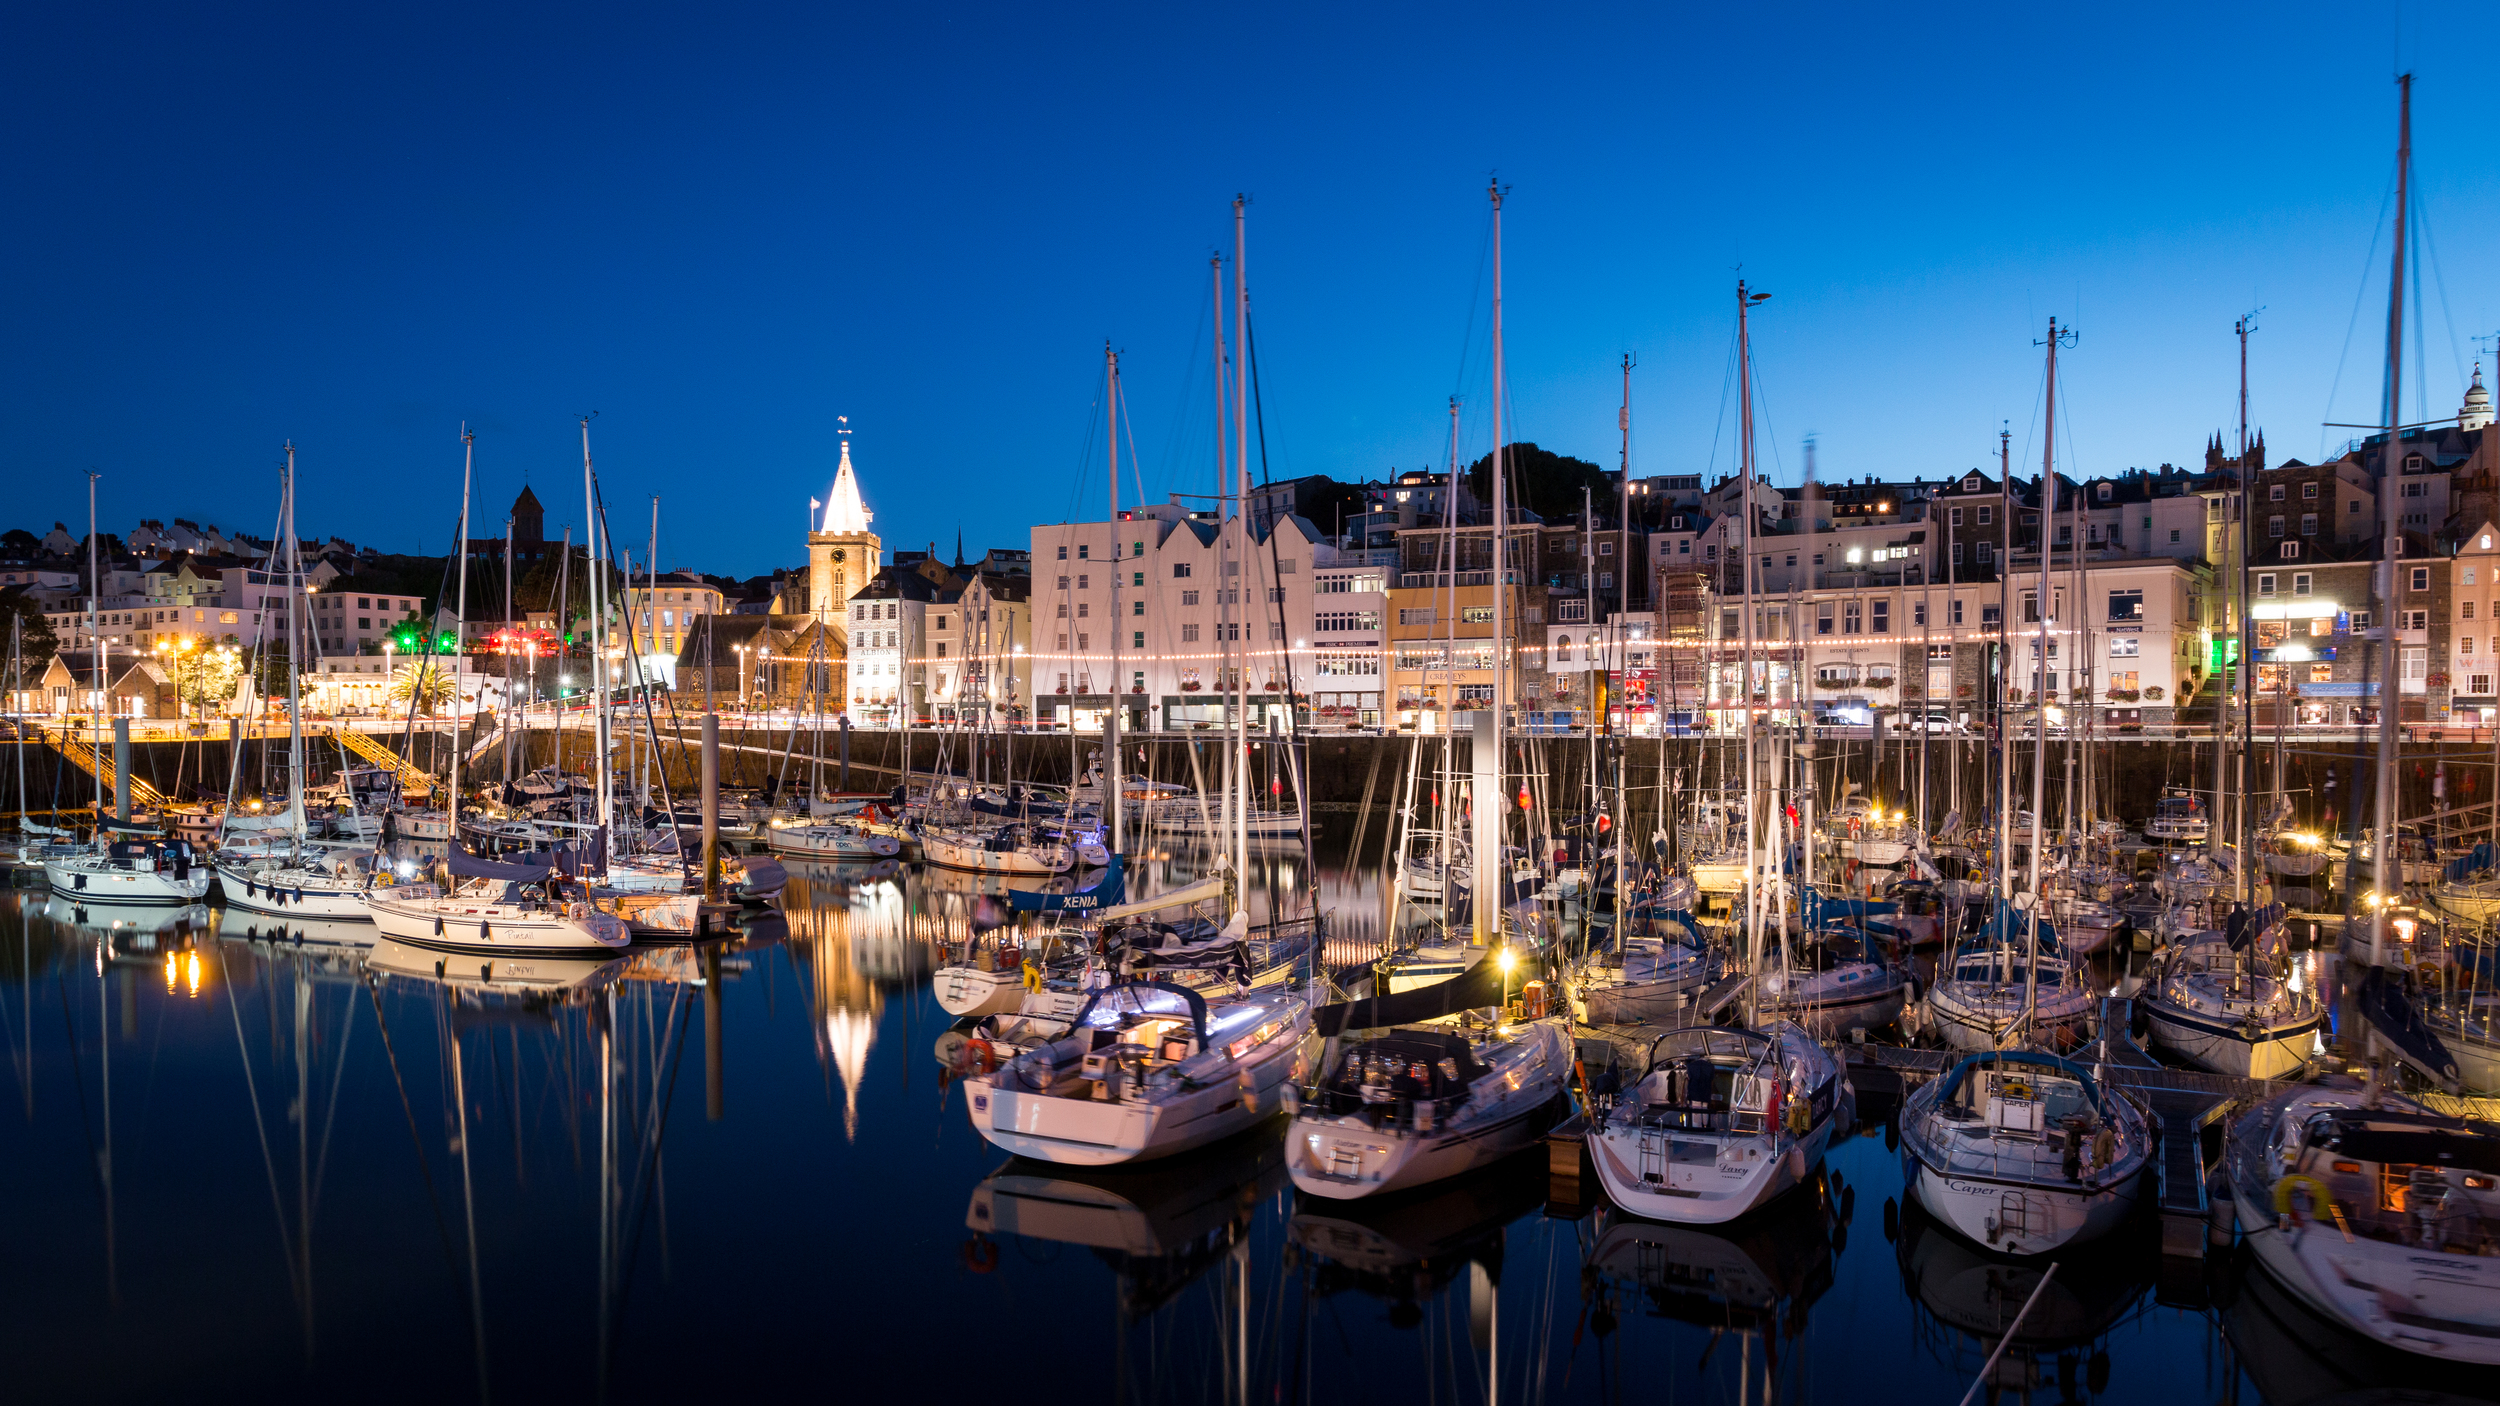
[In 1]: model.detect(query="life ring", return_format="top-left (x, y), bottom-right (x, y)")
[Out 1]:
top-left (2274, 1173), bottom-right (2333, 1224)
top-left (964, 1037), bottom-right (998, 1074)
top-left (960, 1236), bottom-right (1000, 1273)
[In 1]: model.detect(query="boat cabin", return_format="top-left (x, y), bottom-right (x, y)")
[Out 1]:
top-left (2267, 1107), bottom-right (2500, 1253)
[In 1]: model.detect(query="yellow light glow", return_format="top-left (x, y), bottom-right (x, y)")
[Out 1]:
top-left (164, 953), bottom-right (177, 991)
top-left (185, 951), bottom-right (202, 997)
top-left (1498, 948), bottom-right (1519, 975)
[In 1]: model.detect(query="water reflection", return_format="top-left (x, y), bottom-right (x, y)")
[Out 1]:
top-left (0, 839), bottom-right (2401, 1403)
top-left (1894, 1199), bottom-right (2149, 1404)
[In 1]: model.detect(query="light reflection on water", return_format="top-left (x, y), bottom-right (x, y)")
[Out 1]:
top-left (0, 847), bottom-right (2480, 1404)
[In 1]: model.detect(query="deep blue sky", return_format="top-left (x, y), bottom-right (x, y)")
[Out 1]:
top-left (5, 3), bottom-right (2495, 577)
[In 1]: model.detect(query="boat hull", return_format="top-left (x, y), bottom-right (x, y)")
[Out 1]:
top-left (1904, 1149), bottom-right (2143, 1257)
top-left (2232, 1180), bottom-right (2500, 1365)
top-left (45, 859), bottom-right (211, 905)
top-left (2142, 1001), bottom-right (2319, 1081)
top-left (368, 894), bottom-right (630, 958)
top-left (1589, 1115), bottom-right (1833, 1225)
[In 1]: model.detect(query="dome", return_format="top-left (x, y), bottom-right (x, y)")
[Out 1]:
top-left (2463, 364), bottom-right (2493, 433)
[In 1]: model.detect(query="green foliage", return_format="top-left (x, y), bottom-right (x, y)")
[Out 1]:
top-left (0, 587), bottom-right (59, 669)
top-left (1464, 442), bottom-right (1613, 523)
top-left (389, 660), bottom-right (456, 715)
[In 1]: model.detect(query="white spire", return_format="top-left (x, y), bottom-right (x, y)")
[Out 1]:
top-left (821, 427), bottom-right (873, 535)
top-left (2462, 363), bottom-right (2493, 433)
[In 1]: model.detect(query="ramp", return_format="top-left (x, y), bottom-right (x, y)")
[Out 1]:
top-left (326, 726), bottom-right (435, 791)
top-left (37, 726), bottom-right (166, 810)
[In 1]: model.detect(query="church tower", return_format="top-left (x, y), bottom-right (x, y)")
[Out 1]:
top-left (808, 423), bottom-right (880, 620)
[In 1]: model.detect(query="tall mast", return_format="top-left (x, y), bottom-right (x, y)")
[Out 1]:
top-left (1997, 427), bottom-right (2014, 902)
top-left (2025, 317), bottom-right (2072, 1040)
top-left (2235, 311), bottom-right (2261, 901)
top-left (449, 428), bottom-right (473, 837)
top-left (1480, 178), bottom-right (1509, 948)
top-left (282, 444), bottom-right (306, 844)
top-left (1232, 196), bottom-right (1251, 887)
top-left (2371, 74), bottom-right (2413, 967)
top-left (583, 416), bottom-right (611, 841)
top-left (86, 470), bottom-right (103, 826)
top-left (1104, 342), bottom-right (1125, 860)
top-left (1736, 281), bottom-right (1767, 976)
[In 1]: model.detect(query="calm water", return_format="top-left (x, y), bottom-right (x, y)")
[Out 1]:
top-left (0, 842), bottom-right (2478, 1405)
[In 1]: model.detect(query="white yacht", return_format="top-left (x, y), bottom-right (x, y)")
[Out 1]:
top-left (46, 838), bottom-right (213, 905)
top-left (1585, 1023), bottom-right (1846, 1224)
top-left (2227, 1081), bottom-right (2500, 1364)
top-left (2140, 931), bottom-right (2322, 1080)
top-left (1286, 1019), bottom-right (1571, 1199)
top-left (922, 821), bottom-right (1074, 877)
top-left (366, 850), bottom-right (630, 957)
top-left (1919, 909), bottom-right (2094, 1052)
top-left (2143, 790), bottom-right (2210, 844)
top-left (1898, 1050), bottom-right (2149, 1256)
top-left (965, 979), bottom-right (1314, 1166)
top-left (1572, 930), bottom-right (1717, 1024)
top-left (216, 845), bottom-right (392, 921)
top-left (1755, 925), bottom-right (1909, 1038)
top-left (765, 820), bottom-right (903, 861)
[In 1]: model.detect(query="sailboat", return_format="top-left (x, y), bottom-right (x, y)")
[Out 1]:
top-left (1285, 1015), bottom-right (1571, 1199)
top-left (1585, 1021), bottom-right (1847, 1223)
top-left (218, 448), bottom-right (392, 921)
top-left (44, 473), bottom-right (208, 904)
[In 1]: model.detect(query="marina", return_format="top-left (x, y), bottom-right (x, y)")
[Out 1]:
top-left (10, 10), bottom-right (2500, 1403)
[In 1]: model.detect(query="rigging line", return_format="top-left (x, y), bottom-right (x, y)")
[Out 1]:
top-left (363, 978), bottom-right (473, 1303)
top-left (54, 964), bottom-right (109, 1223)
top-left (224, 964), bottom-right (301, 1294)
top-left (1156, 266), bottom-right (1216, 495)
top-left (308, 985), bottom-right (357, 1218)
top-left (2320, 172), bottom-right (2399, 460)
top-left (1450, 204), bottom-right (1497, 396)
top-left (610, 983), bottom-right (695, 1331)
top-left (1705, 320), bottom-right (1740, 481)
top-left (2412, 191), bottom-right (2470, 394)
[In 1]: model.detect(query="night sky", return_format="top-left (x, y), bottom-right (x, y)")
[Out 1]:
top-left (4, 2), bottom-right (2493, 577)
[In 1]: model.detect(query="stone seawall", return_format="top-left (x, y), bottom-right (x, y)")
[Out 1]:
top-left (7, 727), bottom-right (2484, 848)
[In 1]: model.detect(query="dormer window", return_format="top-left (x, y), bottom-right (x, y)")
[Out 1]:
top-left (2096, 482), bottom-right (2111, 501)
top-left (1963, 476), bottom-right (1980, 491)
top-left (2406, 454), bottom-right (2426, 471)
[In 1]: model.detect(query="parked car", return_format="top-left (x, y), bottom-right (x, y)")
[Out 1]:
top-left (1889, 711), bottom-right (1968, 734)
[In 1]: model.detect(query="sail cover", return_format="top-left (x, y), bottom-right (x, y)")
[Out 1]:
top-left (1010, 856), bottom-right (1126, 913)
top-left (447, 846), bottom-right (558, 881)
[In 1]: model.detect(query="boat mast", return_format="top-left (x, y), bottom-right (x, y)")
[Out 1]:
top-left (283, 445), bottom-right (307, 848)
top-left (2236, 310), bottom-right (2260, 905)
top-left (583, 417), bottom-right (611, 847)
top-left (86, 470), bottom-right (103, 828)
top-left (1232, 196), bottom-right (1251, 889)
top-left (1737, 281), bottom-right (1765, 987)
top-left (1997, 427), bottom-right (2014, 906)
top-left (449, 428), bottom-right (473, 838)
top-left (1105, 341), bottom-right (1126, 861)
top-left (2370, 74), bottom-right (2413, 967)
top-left (1617, 352), bottom-right (1633, 941)
top-left (1481, 177), bottom-right (1509, 949)
top-left (2025, 317), bottom-right (2071, 1038)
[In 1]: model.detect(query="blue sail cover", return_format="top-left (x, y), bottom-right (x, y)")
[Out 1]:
top-left (1009, 856), bottom-right (1126, 913)
top-left (1973, 897), bottom-right (2060, 955)
top-left (447, 846), bottom-right (559, 882)
top-left (2446, 842), bottom-right (2496, 884)
top-left (1800, 886), bottom-right (1899, 931)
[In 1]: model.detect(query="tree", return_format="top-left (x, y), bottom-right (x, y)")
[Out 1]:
top-left (389, 659), bottom-right (456, 716)
top-left (160, 641), bottom-right (242, 714)
top-left (0, 587), bottom-right (59, 670)
top-left (1464, 442), bottom-right (1613, 523)
top-left (1, 528), bottom-right (37, 555)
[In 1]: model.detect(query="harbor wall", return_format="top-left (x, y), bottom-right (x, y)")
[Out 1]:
top-left (10, 729), bottom-right (2489, 850)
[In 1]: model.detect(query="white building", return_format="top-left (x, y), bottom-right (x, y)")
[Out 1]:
top-left (1032, 502), bottom-right (1350, 733)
